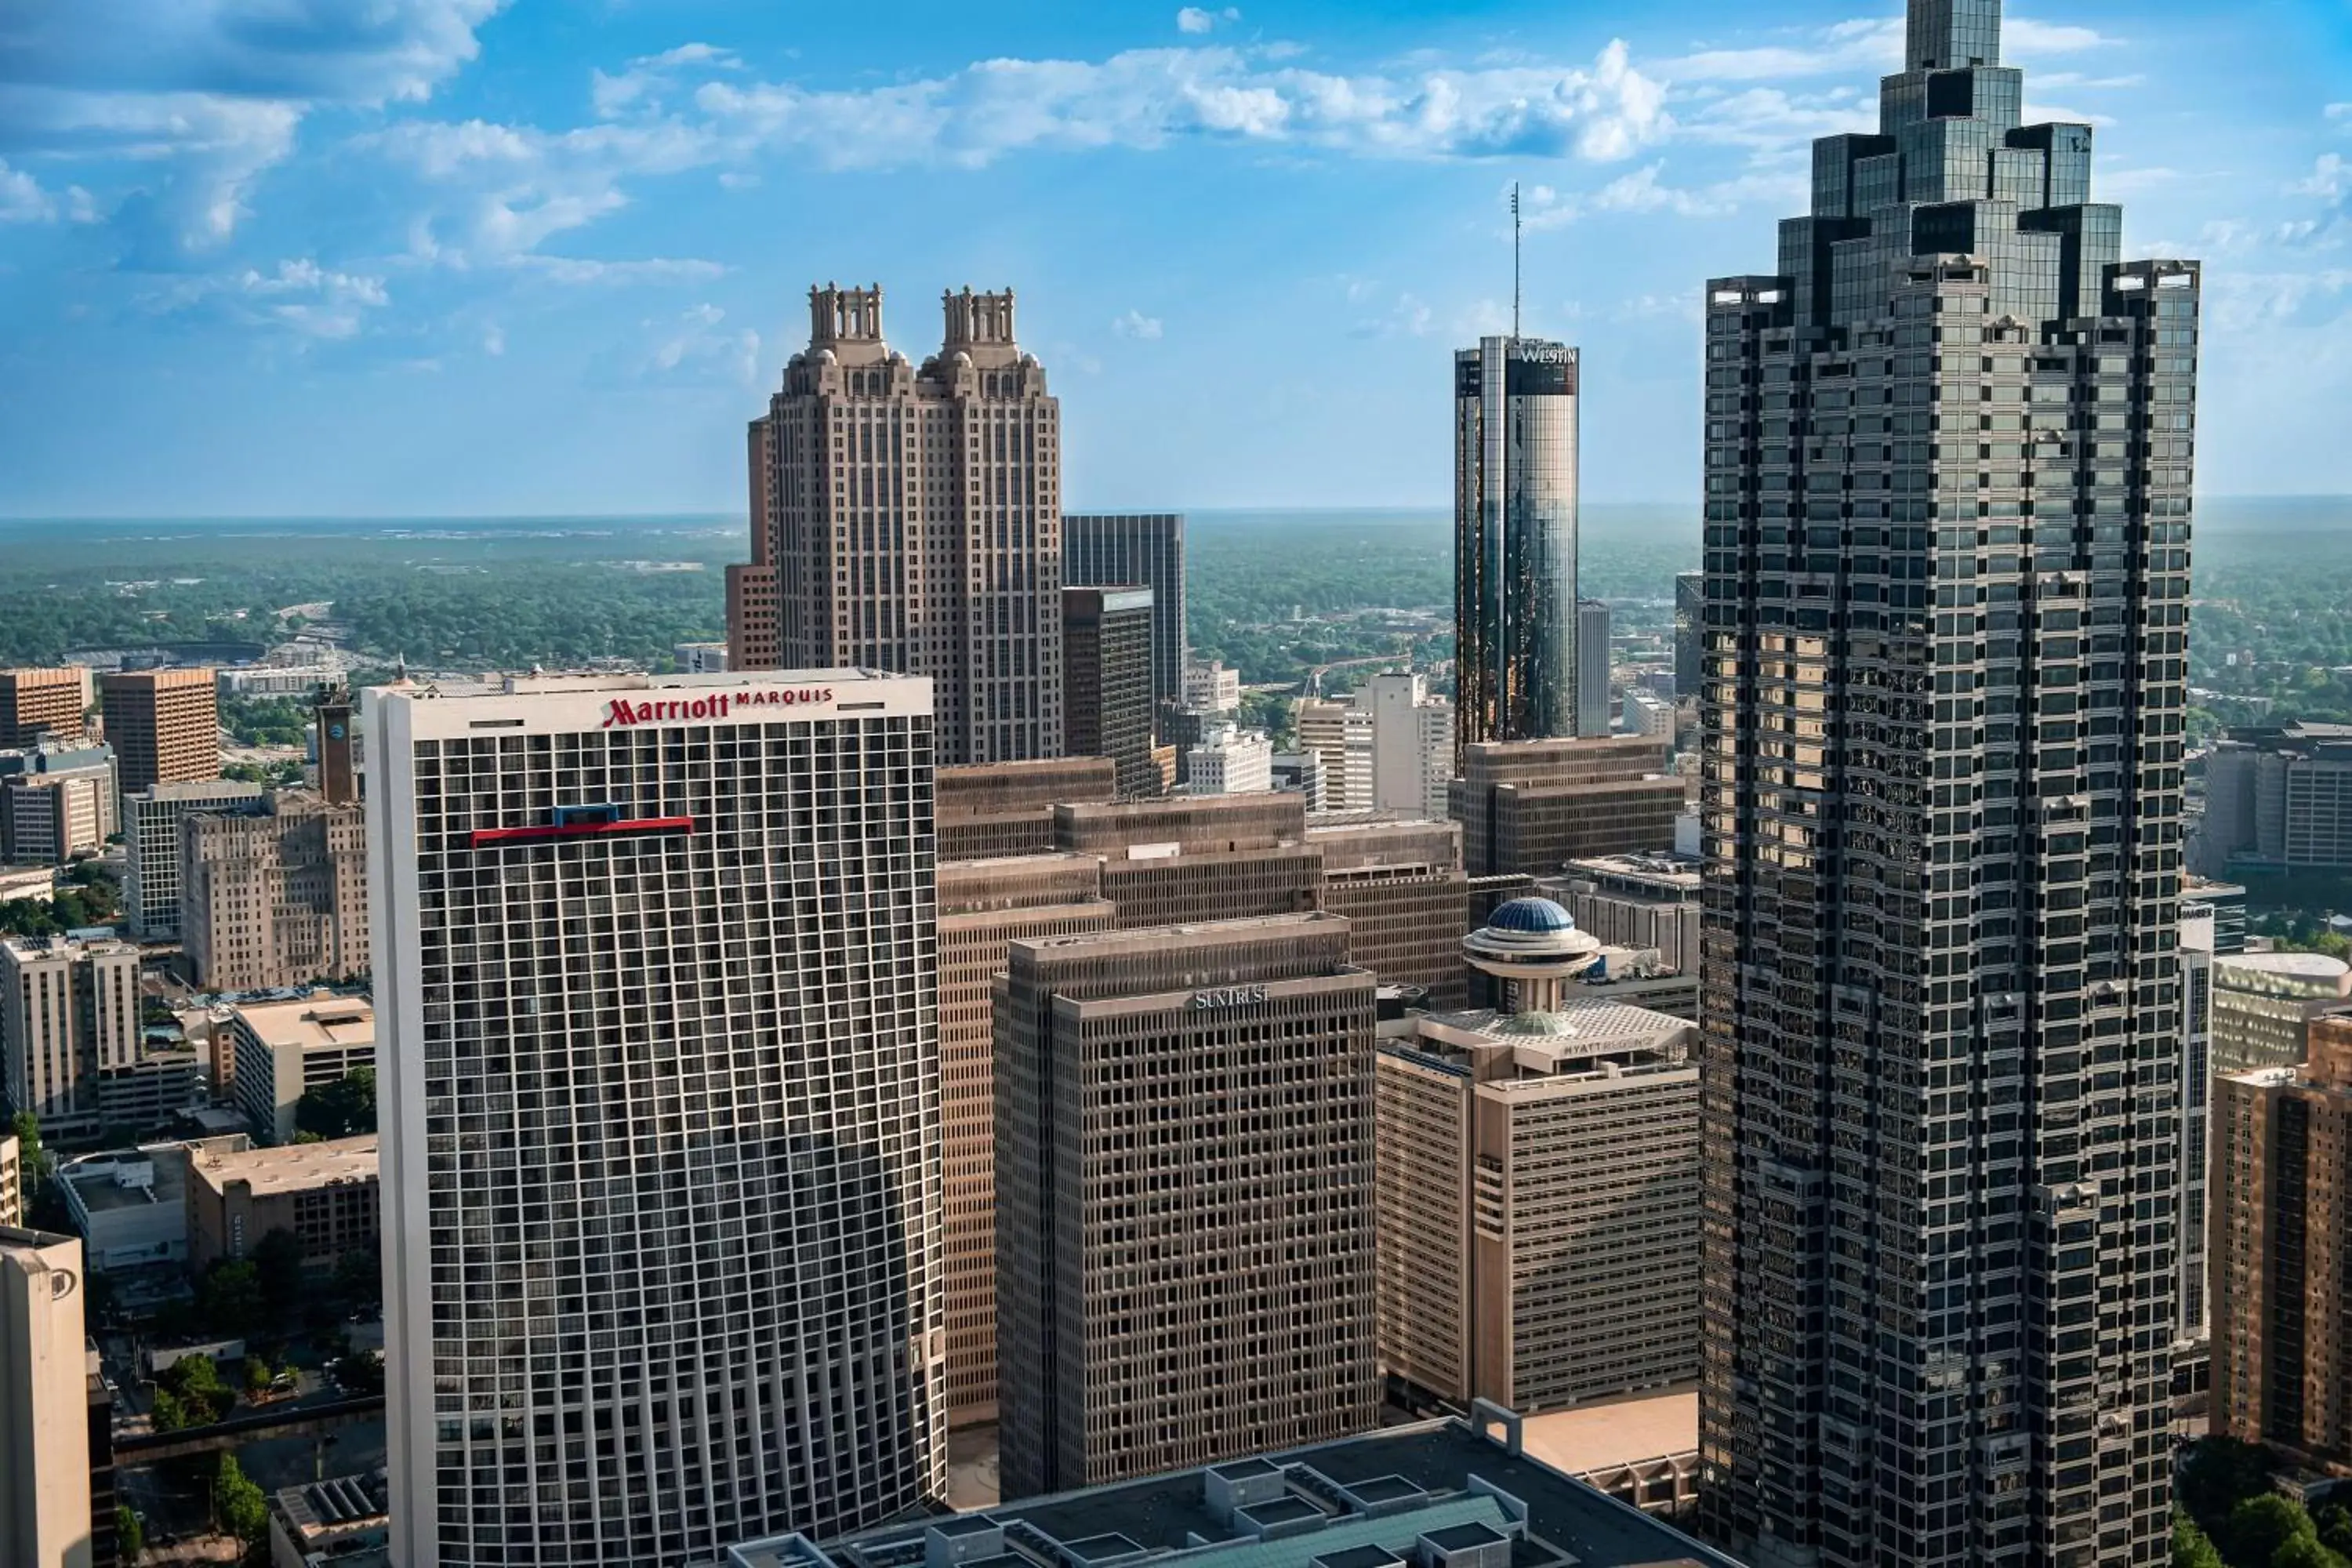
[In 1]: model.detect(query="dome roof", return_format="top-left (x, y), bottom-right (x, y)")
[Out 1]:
top-left (1486, 897), bottom-right (1576, 935)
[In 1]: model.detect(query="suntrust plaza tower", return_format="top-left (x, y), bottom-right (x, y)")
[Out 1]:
top-left (366, 670), bottom-right (944, 1566)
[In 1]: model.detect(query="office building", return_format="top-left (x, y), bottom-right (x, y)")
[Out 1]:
top-left (675, 641), bottom-right (731, 674)
top-left (0, 668), bottom-right (86, 750)
top-left (1186, 721), bottom-right (1273, 796)
top-left (995, 913), bottom-right (1378, 1498)
top-left (122, 779), bottom-right (263, 939)
top-left (225, 995), bottom-right (376, 1145)
top-left (2198, 721), bottom-right (2352, 875)
top-left (1622, 691), bottom-right (1673, 740)
top-left (269, 1471), bottom-right (392, 1568)
top-left (936, 756), bottom-right (1116, 861)
top-left (1377, 898), bottom-right (1700, 1414)
top-left (1539, 852), bottom-right (1703, 977)
top-left (1454, 335), bottom-right (1579, 753)
top-left (1061, 586), bottom-right (1158, 799)
top-left (1063, 513), bottom-right (1187, 717)
top-left (1674, 572), bottom-right (1705, 699)
top-left (185, 1134), bottom-right (379, 1275)
top-left (1060, 793), bottom-right (1321, 932)
top-left (0, 1225), bottom-right (92, 1568)
top-left (1271, 750), bottom-right (1326, 811)
top-left (58, 1143), bottom-right (199, 1272)
top-left (1697, 0), bottom-right (2198, 1557)
top-left (0, 749), bottom-right (115, 866)
top-left (2211, 950), bottom-right (2352, 1070)
top-left (1296, 696), bottom-right (1374, 813)
top-left (0, 936), bottom-right (140, 1146)
top-left (1181, 660), bottom-right (1241, 715)
top-left (366, 670), bottom-right (946, 1564)
top-left (727, 1414), bottom-right (1743, 1568)
top-left (1576, 600), bottom-right (1612, 739)
top-left (2212, 1015), bottom-right (2352, 1468)
top-left (1309, 818), bottom-right (1475, 1007)
top-left (2183, 876), bottom-right (2248, 954)
top-left (1360, 672), bottom-right (1457, 820)
top-left (2178, 913), bottom-right (2214, 1346)
top-left (1449, 736), bottom-right (1683, 879)
top-left (180, 790), bottom-right (368, 991)
top-left (731, 284), bottom-right (1062, 766)
top-left (98, 668), bottom-right (219, 796)
top-left (935, 855), bottom-right (1112, 1428)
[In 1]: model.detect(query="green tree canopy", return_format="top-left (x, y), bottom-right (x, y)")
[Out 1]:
top-left (212, 1454), bottom-right (268, 1543)
top-left (194, 1259), bottom-right (265, 1338)
top-left (295, 1066), bottom-right (376, 1140)
top-left (2232, 1494), bottom-right (2317, 1568)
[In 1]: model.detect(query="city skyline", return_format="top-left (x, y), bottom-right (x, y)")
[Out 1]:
top-left (0, 2), bottom-right (2343, 517)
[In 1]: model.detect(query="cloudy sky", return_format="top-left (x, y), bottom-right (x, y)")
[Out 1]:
top-left (0, 0), bottom-right (2343, 517)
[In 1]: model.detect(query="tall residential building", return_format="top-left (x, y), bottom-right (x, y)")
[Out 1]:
top-left (0, 1225), bottom-right (92, 1568)
top-left (2197, 721), bottom-right (2352, 876)
top-left (180, 790), bottom-right (368, 991)
top-left (1449, 735), bottom-right (1684, 878)
top-left (0, 669), bottom-right (86, 750)
top-left (1061, 586), bottom-right (1158, 799)
top-left (122, 779), bottom-right (264, 939)
top-left (936, 855), bottom-right (1113, 1429)
top-left (1360, 672), bottom-right (1457, 819)
top-left (1576, 599), bottom-right (1613, 738)
top-left (732, 284), bottom-right (1062, 767)
top-left (98, 668), bottom-right (219, 796)
top-left (366, 671), bottom-right (946, 1565)
top-left (0, 936), bottom-right (141, 1146)
top-left (1062, 514), bottom-right (1187, 717)
top-left (2212, 1014), bottom-right (2352, 1468)
top-left (0, 746), bottom-right (116, 866)
top-left (1295, 696), bottom-right (1373, 813)
top-left (1697, 0), bottom-right (2198, 1559)
top-left (1377, 898), bottom-right (1701, 1414)
top-left (1180, 660), bottom-right (1241, 715)
top-left (1185, 720), bottom-right (1272, 796)
top-left (1674, 572), bottom-right (1706, 699)
top-left (2210, 950), bottom-right (2352, 1070)
top-left (995, 913), bottom-right (1378, 1499)
top-left (1454, 336), bottom-right (1579, 754)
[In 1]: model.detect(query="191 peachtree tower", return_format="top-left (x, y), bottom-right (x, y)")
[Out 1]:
top-left (1695, 0), bottom-right (2198, 1563)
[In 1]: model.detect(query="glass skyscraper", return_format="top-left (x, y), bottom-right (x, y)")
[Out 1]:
top-left (1454, 336), bottom-right (1580, 753)
top-left (1696, 0), bottom-right (2198, 1563)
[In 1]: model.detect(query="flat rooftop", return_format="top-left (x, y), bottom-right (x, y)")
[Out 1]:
top-left (230, 994), bottom-right (376, 1051)
top-left (62, 1149), bottom-right (188, 1214)
top-left (190, 1135), bottom-right (378, 1198)
top-left (1519, 1388), bottom-right (1702, 1478)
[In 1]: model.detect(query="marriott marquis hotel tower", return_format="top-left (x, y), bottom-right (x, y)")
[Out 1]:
top-left (367, 672), bottom-right (945, 1567)
top-left (1697, 0), bottom-right (2198, 1563)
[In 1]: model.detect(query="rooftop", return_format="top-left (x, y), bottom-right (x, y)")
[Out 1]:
top-left (1519, 1388), bottom-right (1701, 1479)
top-left (229, 993), bottom-right (376, 1051)
top-left (61, 1147), bottom-right (188, 1214)
top-left (190, 1134), bottom-right (378, 1198)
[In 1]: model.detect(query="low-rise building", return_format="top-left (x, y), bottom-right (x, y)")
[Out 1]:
top-left (0, 743), bottom-right (116, 866)
top-left (187, 1134), bottom-right (379, 1274)
top-left (0, 1132), bottom-right (18, 1229)
top-left (673, 641), bottom-right (730, 674)
top-left (1539, 853), bottom-right (1701, 976)
top-left (58, 1144), bottom-right (199, 1273)
top-left (1449, 737), bottom-right (1685, 879)
top-left (269, 1469), bottom-right (391, 1568)
top-left (2212, 951), bottom-right (2352, 1070)
top-left (0, 864), bottom-right (53, 907)
top-left (225, 996), bottom-right (375, 1145)
top-left (1186, 720), bottom-right (1273, 796)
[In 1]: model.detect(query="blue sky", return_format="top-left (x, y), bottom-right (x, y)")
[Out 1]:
top-left (0, 0), bottom-right (2345, 517)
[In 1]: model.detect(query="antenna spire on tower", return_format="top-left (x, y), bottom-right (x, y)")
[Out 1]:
top-left (1511, 181), bottom-right (1523, 340)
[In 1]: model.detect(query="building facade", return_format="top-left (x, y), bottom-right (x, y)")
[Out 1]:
top-left (1185, 721), bottom-right (1273, 797)
top-left (185, 1134), bottom-right (379, 1275)
top-left (0, 668), bottom-right (86, 750)
top-left (1674, 572), bottom-right (1705, 700)
top-left (1697, 0), bottom-right (2196, 1560)
top-left (935, 757), bottom-right (1116, 862)
top-left (1295, 697), bottom-right (1374, 814)
top-left (733, 284), bottom-right (1062, 767)
top-left (180, 792), bottom-right (369, 991)
top-left (1061, 586), bottom-right (1158, 800)
top-left (2210, 951), bottom-right (2352, 1071)
top-left (98, 668), bottom-right (219, 797)
top-left (1450, 736), bottom-right (1685, 879)
top-left (1360, 672), bottom-right (1457, 820)
top-left (2178, 913), bottom-right (2214, 1346)
top-left (1063, 514), bottom-right (1187, 720)
top-left (122, 779), bottom-right (264, 939)
top-left (0, 757), bottom-right (115, 867)
top-left (366, 671), bottom-right (946, 1566)
top-left (1577, 599), bottom-right (1613, 739)
top-left (995, 913), bottom-right (1378, 1499)
top-left (2198, 721), bottom-right (2352, 875)
top-left (225, 996), bottom-right (376, 1145)
top-left (0, 1133), bottom-right (17, 1229)
top-left (1541, 853), bottom-right (1704, 977)
top-left (1454, 336), bottom-right (1580, 753)
top-left (0, 1225), bottom-right (92, 1568)
top-left (0, 937), bottom-right (142, 1145)
top-left (2212, 1016), bottom-right (2352, 1468)
top-left (1309, 818), bottom-right (1476, 1007)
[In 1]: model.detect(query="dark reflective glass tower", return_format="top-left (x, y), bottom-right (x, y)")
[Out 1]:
top-left (1697, 0), bottom-right (2198, 1563)
top-left (1454, 337), bottom-right (1580, 754)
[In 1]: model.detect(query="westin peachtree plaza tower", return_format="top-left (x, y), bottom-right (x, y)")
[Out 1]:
top-left (1696, 0), bottom-right (2198, 1563)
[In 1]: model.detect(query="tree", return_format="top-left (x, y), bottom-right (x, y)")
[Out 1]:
top-left (195, 1258), bottom-right (265, 1337)
top-left (2172, 1512), bottom-right (2224, 1568)
top-left (333, 1348), bottom-right (385, 1397)
top-left (2230, 1494), bottom-right (2317, 1568)
top-left (2272, 1536), bottom-right (2349, 1568)
top-left (332, 1246), bottom-right (380, 1306)
top-left (147, 1385), bottom-right (188, 1434)
top-left (295, 1066), bottom-right (376, 1140)
top-left (7, 1110), bottom-right (43, 1214)
top-left (252, 1228), bottom-right (306, 1319)
top-left (212, 1454), bottom-right (268, 1544)
top-left (157, 1351), bottom-right (232, 1425)
top-left (2320, 1504), bottom-right (2352, 1559)
top-left (2180, 1437), bottom-right (2278, 1530)
top-left (116, 1504), bottom-right (143, 1561)
top-left (242, 1356), bottom-right (275, 1396)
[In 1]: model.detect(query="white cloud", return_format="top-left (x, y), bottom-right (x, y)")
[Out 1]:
top-left (1177, 9), bottom-right (1238, 35)
top-left (0, 158), bottom-right (56, 222)
top-left (2020, 102), bottom-right (2114, 129)
top-left (151, 257), bottom-right (392, 339)
top-left (2002, 19), bottom-right (2118, 57)
top-left (1521, 162), bottom-right (1803, 229)
top-left (638, 303), bottom-right (760, 384)
top-left (1348, 290), bottom-right (1432, 339)
top-left (1112, 309), bottom-right (1163, 339)
top-left (510, 256), bottom-right (728, 285)
top-left (2296, 152), bottom-right (2349, 203)
top-left (1661, 12), bottom-right (2108, 84)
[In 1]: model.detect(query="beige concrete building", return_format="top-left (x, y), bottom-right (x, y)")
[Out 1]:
top-left (732, 284), bottom-right (1064, 766)
top-left (2212, 1014), bottom-right (2352, 1467)
top-left (1310, 817), bottom-right (1476, 1007)
top-left (0, 762), bottom-right (114, 866)
top-left (1295, 695), bottom-right (1374, 813)
top-left (2212, 950), bottom-right (2352, 1069)
top-left (0, 668), bottom-right (87, 750)
top-left (0, 1225), bottom-right (92, 1568)
top-left (0, 1132), bottom-right (19, 1229)
top-left (0, 936), bottom-right (141, 1146)
top-left (936, 855), bottom-right (1112, 1428)
top-left (180, 789), bottom-right (368, 991)
top-left (937, 756), bottom-right (1116, 861)
top-left (996, 913), bottom-right (1379, 1499)
top-left (98, 667), bottom-right (219, 795)
top-left (1449, 735), bottom-right (1685, 877)
top-left (186, 1134), bottom-right (379, 1274)
top-left (1376, 898), bottom-right (1701, 1414)
top-left (225, 995), bottom-right (375, 1145)
top-left (122, 779), bottom-right (264, 938)
top-left (1539, 852), bottom-right (1703, 976)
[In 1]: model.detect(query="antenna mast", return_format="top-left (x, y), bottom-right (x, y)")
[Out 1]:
top-left (1511, 181), bottom-right (1522, 340)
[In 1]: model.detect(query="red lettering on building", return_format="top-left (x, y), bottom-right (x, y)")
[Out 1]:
top-left (602, 688), bottom-right (827, 728)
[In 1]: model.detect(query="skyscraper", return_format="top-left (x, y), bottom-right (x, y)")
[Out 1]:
top-left (0, 668), bottom-right (85, 750)
top-left (1674, 572), bottom-right (1706, 699)
top-left (98, 668), bottom-right (219, 796)
top-left (1060, 586), bottom-right (1158, 799)
top-left (122, 779), bottom-right (263, 938)
top-left (1576, 599), bottom-right (1613, 738)
top-left (0, 1225), bottom-right (92, 1568)
top-left (1697, 0), bottom-right (2198, 1561)
top-left (1454, 336), bottom-right (1578, 754)
top-left (731, 285), bottom-right (1062, 767)
top-left (366, 671), bottom-right (946, 1566)
top-left (1063, 514), bottom-right (1187, 720)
